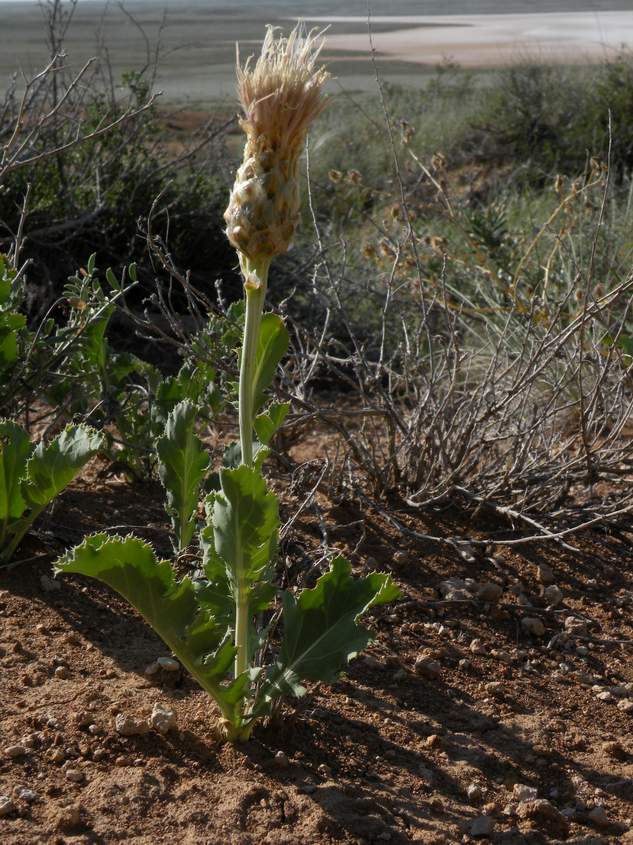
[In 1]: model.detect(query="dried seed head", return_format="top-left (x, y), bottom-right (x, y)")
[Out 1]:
top-left (431, 152), bottom-right (446, 171)
top-left (224, 25), bottom-right (329, 262)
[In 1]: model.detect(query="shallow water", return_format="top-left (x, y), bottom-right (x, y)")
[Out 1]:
top-left (0, 1), bottom-right (631, 100)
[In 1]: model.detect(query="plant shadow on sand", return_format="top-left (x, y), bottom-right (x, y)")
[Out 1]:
top-left (1, 477), bottom-right (632, 842)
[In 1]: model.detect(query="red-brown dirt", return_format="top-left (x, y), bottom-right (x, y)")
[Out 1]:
top-left (1, 450), bottom-right (632, 844)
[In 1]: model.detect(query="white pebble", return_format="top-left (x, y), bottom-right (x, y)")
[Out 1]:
top-left (156, 657), bottom-right (180, 672)
top-left (149, 703), bottom-right (177, 735)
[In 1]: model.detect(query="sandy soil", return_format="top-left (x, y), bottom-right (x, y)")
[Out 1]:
top-left (310, 12), bottom-right (633, 68)
top-left (1, 438), bottom-right (633, 844)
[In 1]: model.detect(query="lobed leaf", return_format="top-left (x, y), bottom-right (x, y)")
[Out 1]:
top-left (55, 533), bottom-right (248, 723)
top-left (211, 465), bottom-right (279, 592)
top-left (255, 557), bottom-right (400, 712)
top-left (0, 420), bottom-right (33, 522)
top-left (252, 313), bottom-right (289, 413)
top-left (23, 424), bottom-right (103, 508)
top-left (156, 400), bottom-right (210, 550)
top-left (254, 402), bottom-right (290, 446)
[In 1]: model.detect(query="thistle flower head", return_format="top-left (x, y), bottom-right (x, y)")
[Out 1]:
top-left (224, 25), bottom-right (329, 267)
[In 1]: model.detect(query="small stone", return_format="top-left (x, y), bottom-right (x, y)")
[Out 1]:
top-left (93, 749), bottom-right (107, 762)
top-left (65, 769), bottom-right (85, 784)
top-left (87, 724), bottom-right (103, 736)
top-left (317, 763), bottom-right (332, 777)
top-left (115, 713), bottom-right (150, 737)
top-left (274, 750), bottom-right (290, 768)
top-left (491, 649), bottom-right (513, 665)
top-left (543, 585), bottom-right (563, 607)
top-left (564, 616), bottom-right (589, 636)
top-left (513, 784), bottom-right (538, 802)
top-left (40, 574), bottom-right (61, 592)
top-left (485, 681), bottom-right (503, 697)
top-left (156, 657), bottom-right (180, 672)
top-left (51, 749), bottom-right (65, 764)
top-left (426, 734), bottom-right (441, 748)
top-left (467, 783), bottom-right (484, 803)
top-left (602, 740), bottom-right (626, 761)
top-left (15, 787), bottom-right (37, 803)
top-left (4, 744), bottom-right (27, 759)
top-left (588, 805), bottom-right (610, 828)
top-left (414, 657), bottom-right (442, 679)
top-left (521, 617), bottom-right (546, 637)
top-left (56, 804), bottom-right (82, 831)
top-left (516, 799), bottom-right (569, 838)
top-left (418, 765), bottom-right (434, 783)
top-left (610, 684), bottom-right (630, 698)
top-left (149, 703), bottom-right (177, 735)
top-left (477, 582), bottom-right (503, 603)
top-left (470, 639), bottom-right (486, 655)
top-left (470, 815), bottom-right (495, 838)
top-left (144, 661), bottom-right (160, 676)
top-left (459, 658), bottom-right (472, 670)
top-left (114, 755), bottom-right (129, 767)
top-left (0, 795), bottom-right (16, 816)
top-left (597, 691), bottom-right (614, 703)
top-left (438, 578), bottom-right (473, 601)
top-left (617, 699), bottom-right (633, 713)
top-left (393, 551), bottom-right (408, 566)
top-left (536, 564), bottom-right (554, 585)
top-left (54, 666), bottom-right (69, 679)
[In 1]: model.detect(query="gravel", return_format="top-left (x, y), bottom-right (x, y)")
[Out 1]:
top-left (0, 795), bottom-right (16, 816)
top-left (414, 656), bottom-right (442, 679)
top-left (115, 713), bottom-right (150, 737)
top-left (149, 703), bottom-right (177, 735)
top-left (513, 784), bottom-right (538, 802)
top-left (4, 744), bottom-right (28, 759)
top-left (470, 815), bottom-right (495, 837)
top-left (156, 657), bottom-right (180, 672)
top-left (521, 617), bottom-right (546, 637)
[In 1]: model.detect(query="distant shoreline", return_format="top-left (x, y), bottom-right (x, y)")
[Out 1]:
top-left (305, 11), bottom-right (633, 68)
top-left (1, 5), bottom-right (631, 101)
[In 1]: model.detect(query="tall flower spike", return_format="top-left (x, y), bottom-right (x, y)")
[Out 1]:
top-left (224, 24), bottom-right (329, 270)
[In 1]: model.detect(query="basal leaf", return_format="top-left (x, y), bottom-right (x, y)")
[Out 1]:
top-left (55, 533), bottom-right (248, 723)
top-left (156, 400), bottom-right (210, 551)
top-left (23, 424), bottom-right (103, 507)
top-left (252, 313), bottom-right (289, 412)
top-left (0, 420), bottom-right (33, 522)
top-left (255, 557), bottom-right (400, 712)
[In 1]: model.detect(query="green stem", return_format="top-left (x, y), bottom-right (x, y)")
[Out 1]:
top-left (235, 255), bottom-right (270, 681)
top-left (2, 506), bottom-right (45, 564)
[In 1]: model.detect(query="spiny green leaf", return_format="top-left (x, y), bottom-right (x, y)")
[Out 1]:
top-left (254, 402), bottom-right (290, 446)
top-left (252, 313), bottom-right (289, 412)
top-left (255, 557), bottom-right (400, 711)
top-left (54, 533), bottom-right (248, 722)
top-left (211, 465), bottom-right (278, 591)
top-left (0, 420), bottom-right (33, 522)
top-left (23, 424), bottom-right (103, 508)
top-left (0, 311), bottom-right (26, 369)
top-left (156, 400), bottom-right (209, 551)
